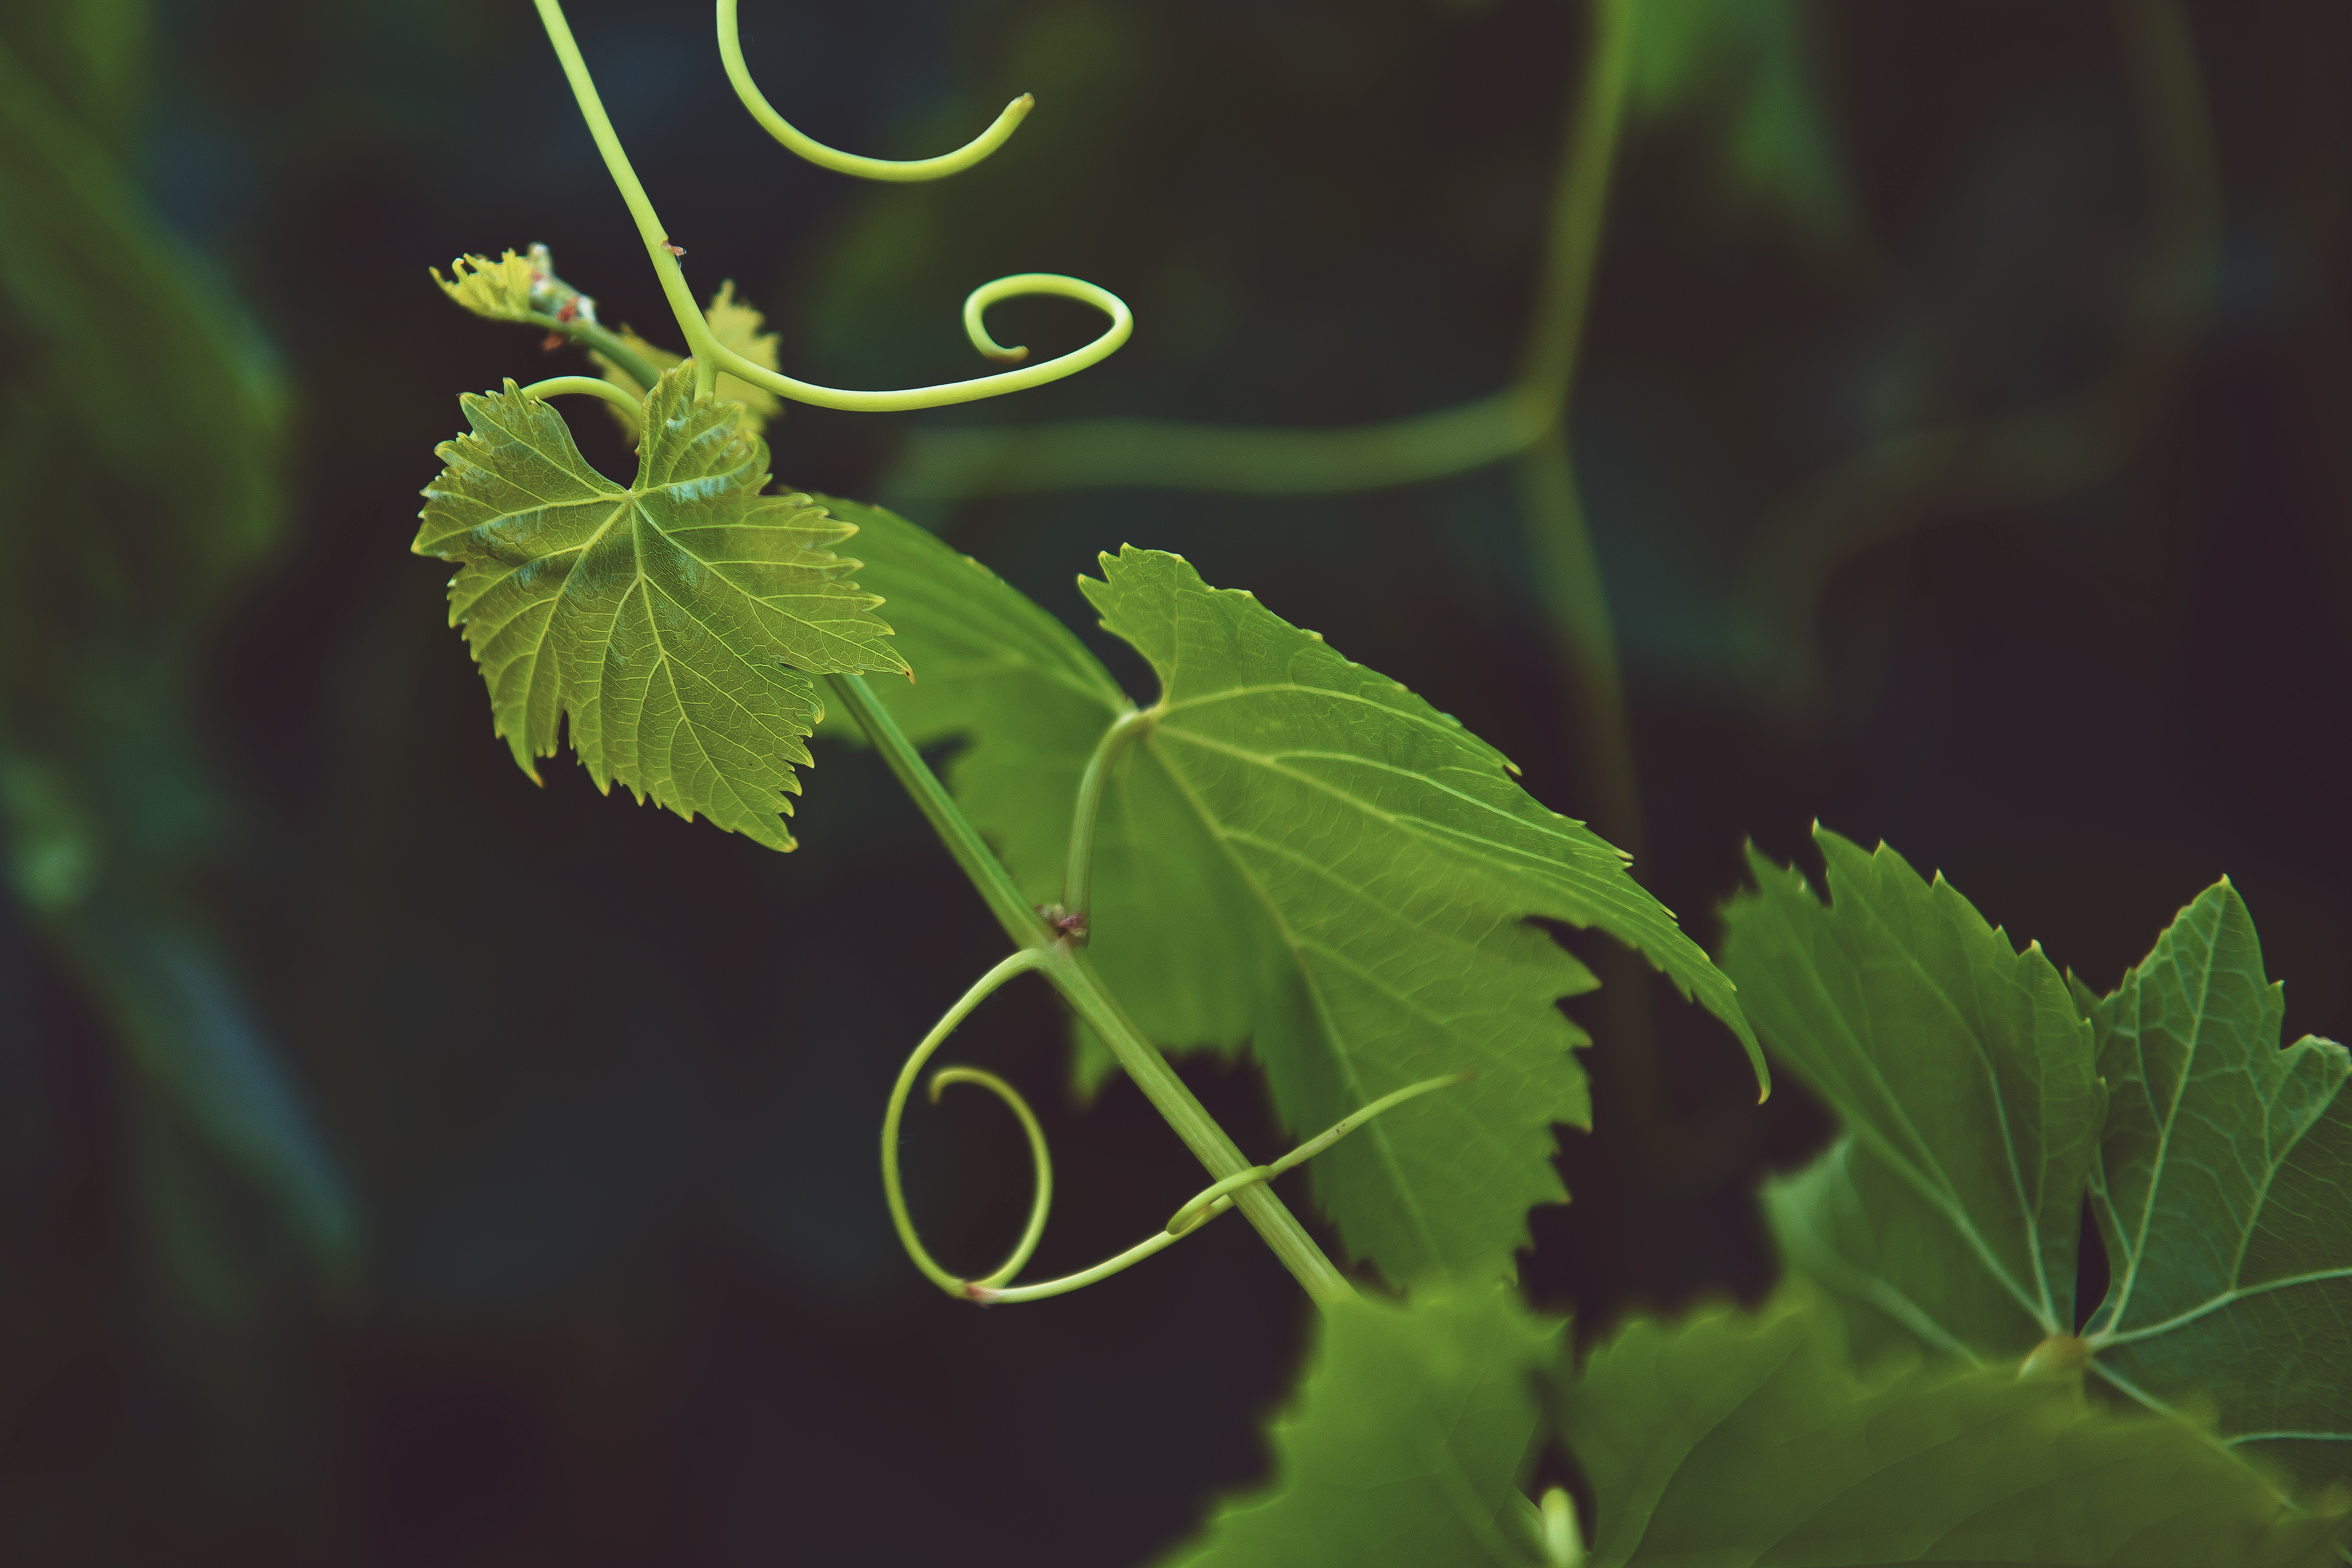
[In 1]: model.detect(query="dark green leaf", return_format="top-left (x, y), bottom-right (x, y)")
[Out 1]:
top-left (415, 370), bottom-right (904, 851)
top-left (1562, 1284), bottom-right (2348, 1567)
top-left (1721, 829), bottom-right (2102, 1359)
top-left (1727, 835), bottom-right (2352, 1512)
top-left (1166, 1286), bottom-right (1558, 1568)
top-left (2083, 881), bottom-right (2352, 1496)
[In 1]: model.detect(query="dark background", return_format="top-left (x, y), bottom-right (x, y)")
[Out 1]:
top-left (2, 0), bottom-right (2348, 1562)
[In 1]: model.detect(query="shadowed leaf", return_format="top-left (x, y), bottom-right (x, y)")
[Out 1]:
top-left (1723, 830), bottom-right (2102, 1361)
top-left (2083, 881), bottom-right (2352, 1496)
top-left (1166, 1286), bottom-right (1558, 1568)
top-left (1562, 1285), bottom-right (2347, 1567)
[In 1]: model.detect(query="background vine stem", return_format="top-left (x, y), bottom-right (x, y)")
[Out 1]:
top-left (824, 674), bottom-right (1356, 1308)
top-left (882, 0), bottom-right (1638, 502)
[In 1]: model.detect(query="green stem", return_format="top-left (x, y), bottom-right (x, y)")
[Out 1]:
top-left (975, 1073), bottom-right (1461, 1305)
top-left (522, 311), bottom-right (666, 394)
top-left (823, 674), bottom-right (1355, 1308)
top-left (1514, 0), bottom-right (1636, 430)
top-left (1062, 706), bottom-right (1153, 920)
top-left (520, 374), bottom-right (647, 417)
top-left (531, 0), bottom-right (727, 381)
top-left (825, 674), bottom-right (1043, 947)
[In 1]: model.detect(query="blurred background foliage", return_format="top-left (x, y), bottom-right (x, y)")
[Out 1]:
top-left (0, 0), bottom-right (2347, 1562)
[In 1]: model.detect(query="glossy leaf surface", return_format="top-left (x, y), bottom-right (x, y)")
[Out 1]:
top-left (416, 370), bottom-right (903, 850)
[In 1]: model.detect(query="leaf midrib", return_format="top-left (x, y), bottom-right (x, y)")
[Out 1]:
top-left (2103, 905), bottom-right (2224, 1335)
top-left (1765, 902), bottom-right (2042, 1332)
top-left (1156, 727), bottom-right (1670, 933)
top-left (1838, 871), bottom-right (2061, 1332)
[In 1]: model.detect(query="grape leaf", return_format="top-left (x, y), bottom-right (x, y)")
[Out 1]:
top-left (592, 280), bottom-right (785, 435)
top-left (2081, 881), bottom-right (2352, 1497)
top-left (1165, 1286), bottom-right (1558, 1568)
top-left (415, 369), bottom-right (903, 851)
top-left (1077, 547), bottom-right (1762, 1283)
top-left (431, 248), bottom-right (541, 322)
top-left (1727, 834), bottom-right (2352, 1516)
top-left (805, 500), bottom-right (1276, 1088)
top-left (1721, 829), bottom-right (2102, 1360)
top-left (823, 501), bottom-right (1761, 1285)
top-left (1561, 1284), bottom-right (2349, 1567)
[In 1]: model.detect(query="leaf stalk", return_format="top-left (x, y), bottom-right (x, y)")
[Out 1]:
top-left (1061, 705), bottom-right (1154, 923)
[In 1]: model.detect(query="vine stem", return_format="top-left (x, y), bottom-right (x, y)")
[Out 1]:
top-left (525, 312), bottom-right (666, 396)
top-left (825, 674), bottom-right (1356, 1308)
top-left (532, 0), bottom-right (1131, 412)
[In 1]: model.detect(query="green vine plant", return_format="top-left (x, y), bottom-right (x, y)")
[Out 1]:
top-left (412, 4), bottom-right (2352, 1564)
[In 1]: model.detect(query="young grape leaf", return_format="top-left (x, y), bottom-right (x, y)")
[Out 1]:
top-left (2082, 881), bottom-right (2352, 1497)
top-left (431, 248), bottom-right (541, 322)
top-left (591, 280), bottom-right (785, 435)
top-left (1165, 1286), bottom-right (1559, 1568)
top-left (1720, 829), bottom-right (2101, 1360)
top-left (822, 503), bottom-right (1761, 1284)
top-left (415, 369), bottom-right (903, 851)
top-left (1561, 1284), bottom-right (2349, 1567)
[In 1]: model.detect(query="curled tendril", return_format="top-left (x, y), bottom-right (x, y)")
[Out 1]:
top-left (520, 374), bottom-right (647, 416)
top-left (718, 0), bottom-right (1033, 183)
top-left (881, 946), bottom-right (1470, 1306)
top-left (527, 0), bottom-right (1129, 417)
top-left (696, 272), bottom-right (1132, 414)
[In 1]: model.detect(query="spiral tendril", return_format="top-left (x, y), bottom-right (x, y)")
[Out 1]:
top-left (718, 0), bottom-right (1033, 183)
top-left (528, 0), bottom-right (1131, 418)
top-left (883, 954), bottom-right (1470, 1307)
